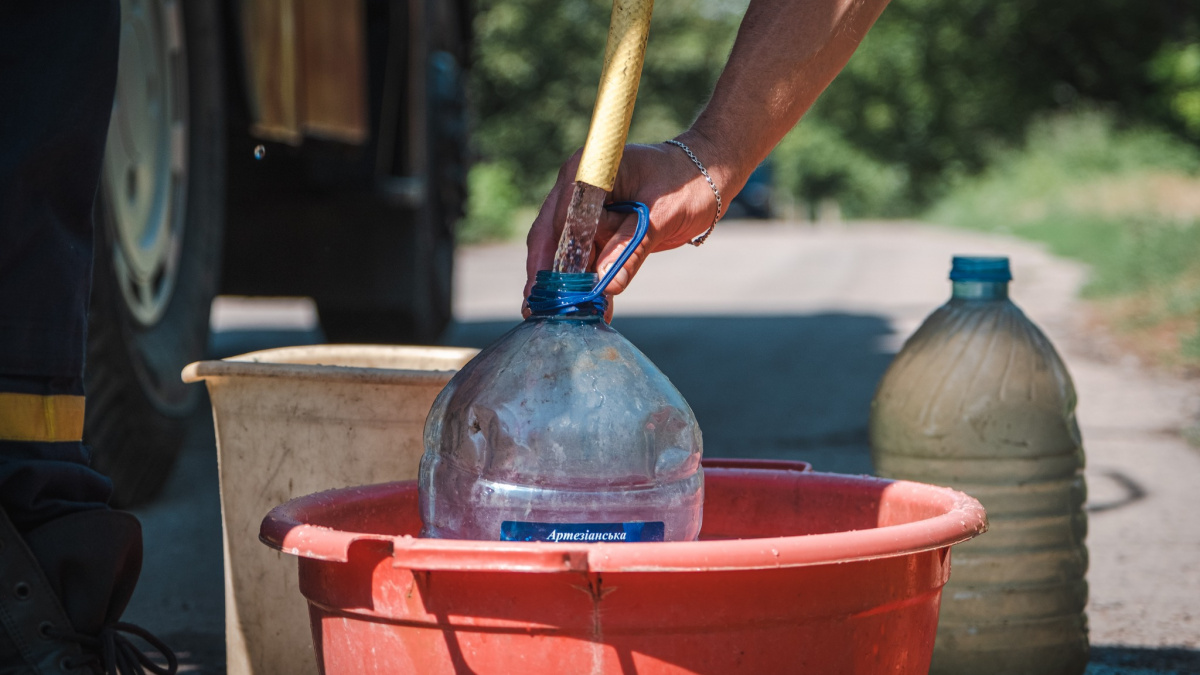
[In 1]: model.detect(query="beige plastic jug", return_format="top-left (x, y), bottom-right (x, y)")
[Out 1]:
top-left (869, 257), bottom-right (1088, 674)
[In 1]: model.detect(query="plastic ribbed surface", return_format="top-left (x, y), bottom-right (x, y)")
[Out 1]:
top-left (575, 0), bottom-right (654, 191)
top-left (870, 291), bottom-right (1088, 675)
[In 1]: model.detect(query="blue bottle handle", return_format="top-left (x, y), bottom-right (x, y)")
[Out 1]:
top-left (594, 201), bottom-right (650, 293)
top-left (527, 201), bottom-right (650, 316)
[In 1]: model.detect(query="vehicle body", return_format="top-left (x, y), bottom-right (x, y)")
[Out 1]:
top-left (725, 161), bottom-right (773, 219)
top-left (90, 0), bottom-right (470, 504)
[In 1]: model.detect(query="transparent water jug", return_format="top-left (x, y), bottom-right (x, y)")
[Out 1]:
top-left (420, 203), bottom-right (704, 542)
top-left (869, 256), bottom-right (1088, 675)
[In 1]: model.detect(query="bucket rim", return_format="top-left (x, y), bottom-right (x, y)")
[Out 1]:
top-left (260, 468), bottom-right (987, 574)
top-left (182, 344), bottom-right (479, 385)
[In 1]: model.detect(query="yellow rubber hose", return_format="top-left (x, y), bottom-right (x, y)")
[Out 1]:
top-left (575, 0), bottom-right (655, 192)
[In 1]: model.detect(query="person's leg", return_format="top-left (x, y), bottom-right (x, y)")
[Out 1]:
top-left (0, 0), bottom-right (121, 535)
top-left (0, 3), bottom-right (173, 672)
top-left (0, 0), bottom-right (114, 398)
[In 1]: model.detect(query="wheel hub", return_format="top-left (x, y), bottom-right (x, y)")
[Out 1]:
top-left (103, 0), bottom-right (188, 326)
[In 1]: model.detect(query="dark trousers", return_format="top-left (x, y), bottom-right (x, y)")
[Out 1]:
top-left (0, 1), bottom-right (122, 530)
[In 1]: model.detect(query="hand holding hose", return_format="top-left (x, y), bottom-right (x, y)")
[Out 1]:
top-left (524, 0), bottom-right (895, 319)
top-left (525, 134), bottom-right (731, 321)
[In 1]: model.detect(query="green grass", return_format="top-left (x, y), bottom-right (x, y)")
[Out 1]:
top-left (930, 111), bottom-right (1200, 368)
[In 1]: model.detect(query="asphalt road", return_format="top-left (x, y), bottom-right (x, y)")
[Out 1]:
top-left (125, 221), bottom-right (1200, 674)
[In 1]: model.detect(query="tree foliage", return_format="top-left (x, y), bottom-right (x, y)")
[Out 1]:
top-left (470, 0), bottom-right (740, 202)
top-left (800, 0), bottom-right (1197, 207)
top-left (467, 0), bottom-right (1197, 219)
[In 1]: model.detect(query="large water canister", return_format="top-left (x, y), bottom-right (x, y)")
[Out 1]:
top-left (869, 256), bottom-right (1088, 674)
top-left (420, 203), bottom-right (704, 543)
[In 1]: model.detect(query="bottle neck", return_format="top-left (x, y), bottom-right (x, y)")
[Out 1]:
top-left (527, 271), bottom-right (605, 318)
top-left (952, 280), bottom-right (1009, 300)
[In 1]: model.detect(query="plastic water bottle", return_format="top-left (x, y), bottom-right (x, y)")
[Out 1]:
top-left (869, 256), bottom-right (1088, 674)
top-left (420, 203), bottom-right (704, 542)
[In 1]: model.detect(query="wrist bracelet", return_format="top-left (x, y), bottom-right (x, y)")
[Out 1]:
top-left (665, 139), bottom-right (721, 246)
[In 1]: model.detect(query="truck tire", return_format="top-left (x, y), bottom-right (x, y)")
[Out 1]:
top-left (87, 0), bottom-right (224, 507)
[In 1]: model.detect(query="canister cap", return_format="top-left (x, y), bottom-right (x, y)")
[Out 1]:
top-left (950, 256), bottom-right (1012, 282)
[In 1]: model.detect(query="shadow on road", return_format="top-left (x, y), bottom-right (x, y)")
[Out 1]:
top-left (1088, 646), bottom-right (1200, 674)
top-left (444, 312), bottom-right (898, 475)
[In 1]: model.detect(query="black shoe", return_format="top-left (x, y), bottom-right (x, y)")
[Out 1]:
top-left (0, 508), bottom-right (176, 674)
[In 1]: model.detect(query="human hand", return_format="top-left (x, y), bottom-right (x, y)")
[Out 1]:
top-left (524, 133), bottom-right (731, 321)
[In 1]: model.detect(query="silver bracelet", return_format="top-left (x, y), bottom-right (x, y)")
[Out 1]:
top-left (665, 139), bottom-right (722, 246)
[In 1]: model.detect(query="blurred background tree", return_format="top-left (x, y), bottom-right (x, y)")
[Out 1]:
top-left (465, 0), bottom-right (1196, 224)
top-left (465, 0), bottom-right (738, 215)
top-left (790, 0), bottom-right (1197, 211)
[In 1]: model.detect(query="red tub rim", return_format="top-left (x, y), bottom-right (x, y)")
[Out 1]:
top-left (261, 462), bottom-right (987, 574)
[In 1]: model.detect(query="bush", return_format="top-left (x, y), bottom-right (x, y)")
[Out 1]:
top-left (931, 111), bottom-right (1200, 366)
top-left (1150, 41), bottom-right (1200, 139)
top-left (771, 119), bottom-right (911, 218)
top-left (932, 111), bottom-right (1200, 230)
top-left (468, 0), bottom-right (1196, 217)
top-left (806, 0), bottom-right (1195, 206)
top-left (470, 0), bottom-right (738, 204)
top-left (457, 162), bottom-right (524, 244)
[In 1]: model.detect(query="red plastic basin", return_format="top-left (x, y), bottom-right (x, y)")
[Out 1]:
top-left (261, 462), bottom-right (986, 674)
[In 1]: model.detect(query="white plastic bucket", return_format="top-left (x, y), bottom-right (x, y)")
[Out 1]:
top-left (182, 345), bottom-right (478, 675)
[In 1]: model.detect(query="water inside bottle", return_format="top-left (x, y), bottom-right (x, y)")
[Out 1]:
top-left (870, 256), bottom-right (1088, 675)
top-left (420, 270), bottom-right (704, 542)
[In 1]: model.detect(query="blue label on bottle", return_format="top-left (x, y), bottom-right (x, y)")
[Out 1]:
top-left (500, 521), bottom-right (665, 543)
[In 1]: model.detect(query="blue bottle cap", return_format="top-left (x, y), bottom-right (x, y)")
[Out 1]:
top-left (950, 256), bottom-right (1012, 282)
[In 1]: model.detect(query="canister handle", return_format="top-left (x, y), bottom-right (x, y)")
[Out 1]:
top-left (527, 201), bottom-right (649, 315)
top-left (593, 201), bottom-right (650, 295)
